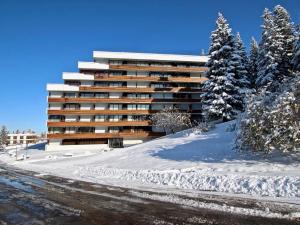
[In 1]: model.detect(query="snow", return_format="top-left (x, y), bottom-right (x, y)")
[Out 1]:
top-left (1, 121), bottom-right (299, 205)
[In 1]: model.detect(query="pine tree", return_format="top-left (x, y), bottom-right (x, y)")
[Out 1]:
top-left (256, 6), bottom-right (295, 91)
top-left (272, 5), bottom-right (295, 80)
top-left (256, 8), bottom-right (277, 88)
top-left (201, 13), bottom-right (243, 121)
top-left (0, 126), bottom-right (8, 148)
top-left (249, 37), bottom-right (259, 87)
top-left (292, 27), bottom-right (300, 71)
top-left (231, 32), bottom-right (251, 91)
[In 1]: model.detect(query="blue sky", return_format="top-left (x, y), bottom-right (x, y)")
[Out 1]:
top-left (0, 0), bottom-right (299, 133)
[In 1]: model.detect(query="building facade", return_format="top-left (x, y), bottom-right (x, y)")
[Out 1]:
top-left (46, 51), bottom-right (208, 150)
top-left (7, 133), bottom-right (38, 145)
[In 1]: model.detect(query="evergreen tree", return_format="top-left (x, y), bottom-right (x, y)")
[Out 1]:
top-left (232, 32), bottom-right (251, 90)
top-left (0, 126), bottom-right (8, 148)
top-left (201, 13), bottom-right (243, 121)
top-left (256, 6), bottom-right (295, 91)
top-left (256, 8), bottom-right (277, 88)
top-left (248, 37), bottom-right (259, 87)
top-left (292, 27), bottom-right (300, 71)
top-left (272, 5), bottom-right (295, 80)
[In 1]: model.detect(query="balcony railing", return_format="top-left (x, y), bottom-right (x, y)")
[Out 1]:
top-left (109, 64), bottom-right (207, 73)
top-left (47, 131), bottom-right (164, 139)
top-left (94, 74), bottom-right (207, 83)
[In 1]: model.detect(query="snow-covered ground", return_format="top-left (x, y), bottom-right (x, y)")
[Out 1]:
top-left (1, 121), bottom-right (299, 203)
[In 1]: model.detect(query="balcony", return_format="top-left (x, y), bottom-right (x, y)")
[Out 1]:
top-left (47, 120), bottom-right (151, 127)
top-left (48, 97), bottom-right (201, 104)
top-left (47, 109), bottom-right (201, 115)
top-left (109, 64), bottom-right (207, 73)
top-left (94, 74), bottom-right (208, 83)
top-left (79, 86), bottom-right (203, 93)
top-left (47, 131), bottom-right (164, 139)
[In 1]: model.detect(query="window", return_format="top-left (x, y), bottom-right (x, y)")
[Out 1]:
top-left (64, 103), bottom-right (80, 110)
top-left (109, 60), bottom-right (122, 65)
top-left (109, 115), bottom-right (122, 122)
top-left (65, 80), bottom-right (81, 86)
top-left (109, 127), bottom-right (120, 133)
top-left (137, 104), bottom-right (149, 110)
top-left (48, 127), bottom-right (65, 134)
top-left (109, 82), bottom-right (123, 87)
top-left (109, 71), bottom-right (123, 76)
top-left (80, 93), bottom-right (94, 98)
top-left (95, 115), bottom-right (107, 122)
top-left (127, 104), bottom-right (136, 110)
top-left (95, 93), bottom-right (109, 98)
top-left (109, 104), bottom-right (122, 110)
top-left (49, 115), bottom-right (64, 122)
top-left (128, 115), bottom-right (147, 121)
top-left (77, 127), bottom-right (95, 133)
top-left (64, 92), bottom-right (77, 98)
top-left (94, 81), bottom-right (108, 87)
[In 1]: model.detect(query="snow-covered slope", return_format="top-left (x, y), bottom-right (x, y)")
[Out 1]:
top-left (1, 121), bottom-right (299, 201)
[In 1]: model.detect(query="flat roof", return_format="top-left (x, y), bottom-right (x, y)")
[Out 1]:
top-left (93, 51), bottom-right (208, 63)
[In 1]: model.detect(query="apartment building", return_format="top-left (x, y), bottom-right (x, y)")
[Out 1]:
top-left (7, 133), bottom-right (38, 145)
top-left (46, 51), bottom-right (209, 150)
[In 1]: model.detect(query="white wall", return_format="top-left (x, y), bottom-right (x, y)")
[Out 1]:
top-left (46, 143), bottom-right (108, 151)
top-left (95, 127), bottom-right (107, 133)
top-left (136, 82), bottom-right (149, 88)
top-left (81, 103), bottom-right (93, 110)
top-left (65, 115), bottom-right (78, 122)
top-left (109, 93), bottom-right (122, 98)
top-left (95, 103), bottom-right (107, 110)
top-left (80, 115), bottom-right (92, 122)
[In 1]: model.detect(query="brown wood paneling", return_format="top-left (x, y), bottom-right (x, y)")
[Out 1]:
top-left (79, 86), bottom-right (202, 93)
top-left (48, 109), bottom-right (156, 115)
top-left (94, 75), bottom-right (208, 83)
top-left (47, 121), bottom-right (151, 127)
top-left (48, 97), bottom-right (201, 104)
top-left (47, 132), bottom-right (164, 139)
top-left (109, 64), bottom-right (208, 73)
top-left (47, 109), bottom-right (202, 115)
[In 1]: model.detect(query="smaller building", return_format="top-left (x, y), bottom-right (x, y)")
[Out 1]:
top-left (7, 133), bottom-right (39, 145)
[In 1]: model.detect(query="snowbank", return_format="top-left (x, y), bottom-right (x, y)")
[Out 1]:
top-left (1, 121), bottom-right (299, 200)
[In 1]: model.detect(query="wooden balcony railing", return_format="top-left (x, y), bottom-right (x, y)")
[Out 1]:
top-left (94, 74), bottom-right (208, 83)
top-left (47, 131), bottom-right (164, 139)
top-left (48, 97), bottom-right (201, 104)
top-left (47, 120), bottom-right (151, 127)
top-left (79, 86), bottom-right (203, 93)
top-left (109, 64), bottom-right (208, 73)
top-left (47, 109), bottom-right (202, 115)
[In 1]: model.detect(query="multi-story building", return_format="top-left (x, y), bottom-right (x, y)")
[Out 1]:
top-left (7, 133), bottom-right (39, 146)
top-left (46, 51), bottom-right (208, 150)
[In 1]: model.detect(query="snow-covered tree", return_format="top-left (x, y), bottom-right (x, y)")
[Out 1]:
top-left (150, 107), bottom-right (191, 134)
top-left (248, 37), bottom-right (259, 87)
top-left (201, 13), bottom-right (244, 122)
top-left (272, 5), bottom-right (295, 77)
top-left (236, 76), bottom-right (300, 153)
top-left (0, 126), bottom-right (8, 149)
top-left (256, 6), bottom-right (295, 91)
top-left (231, 32), bottom-right (251, 91)
top-left (292, 28), bottom-right (300, 71)
top-left (256, 8), bottom-right (277, 89)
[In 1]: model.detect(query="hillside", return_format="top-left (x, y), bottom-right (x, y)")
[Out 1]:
top-left (1, 121), bottom-right (299, 202)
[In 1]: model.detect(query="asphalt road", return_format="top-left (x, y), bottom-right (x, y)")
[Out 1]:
top-left (0, 164), bottom-right (299, 225)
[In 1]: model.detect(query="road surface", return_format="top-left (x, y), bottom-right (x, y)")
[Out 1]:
top-left (0, 164), bottom-right (298, 225)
